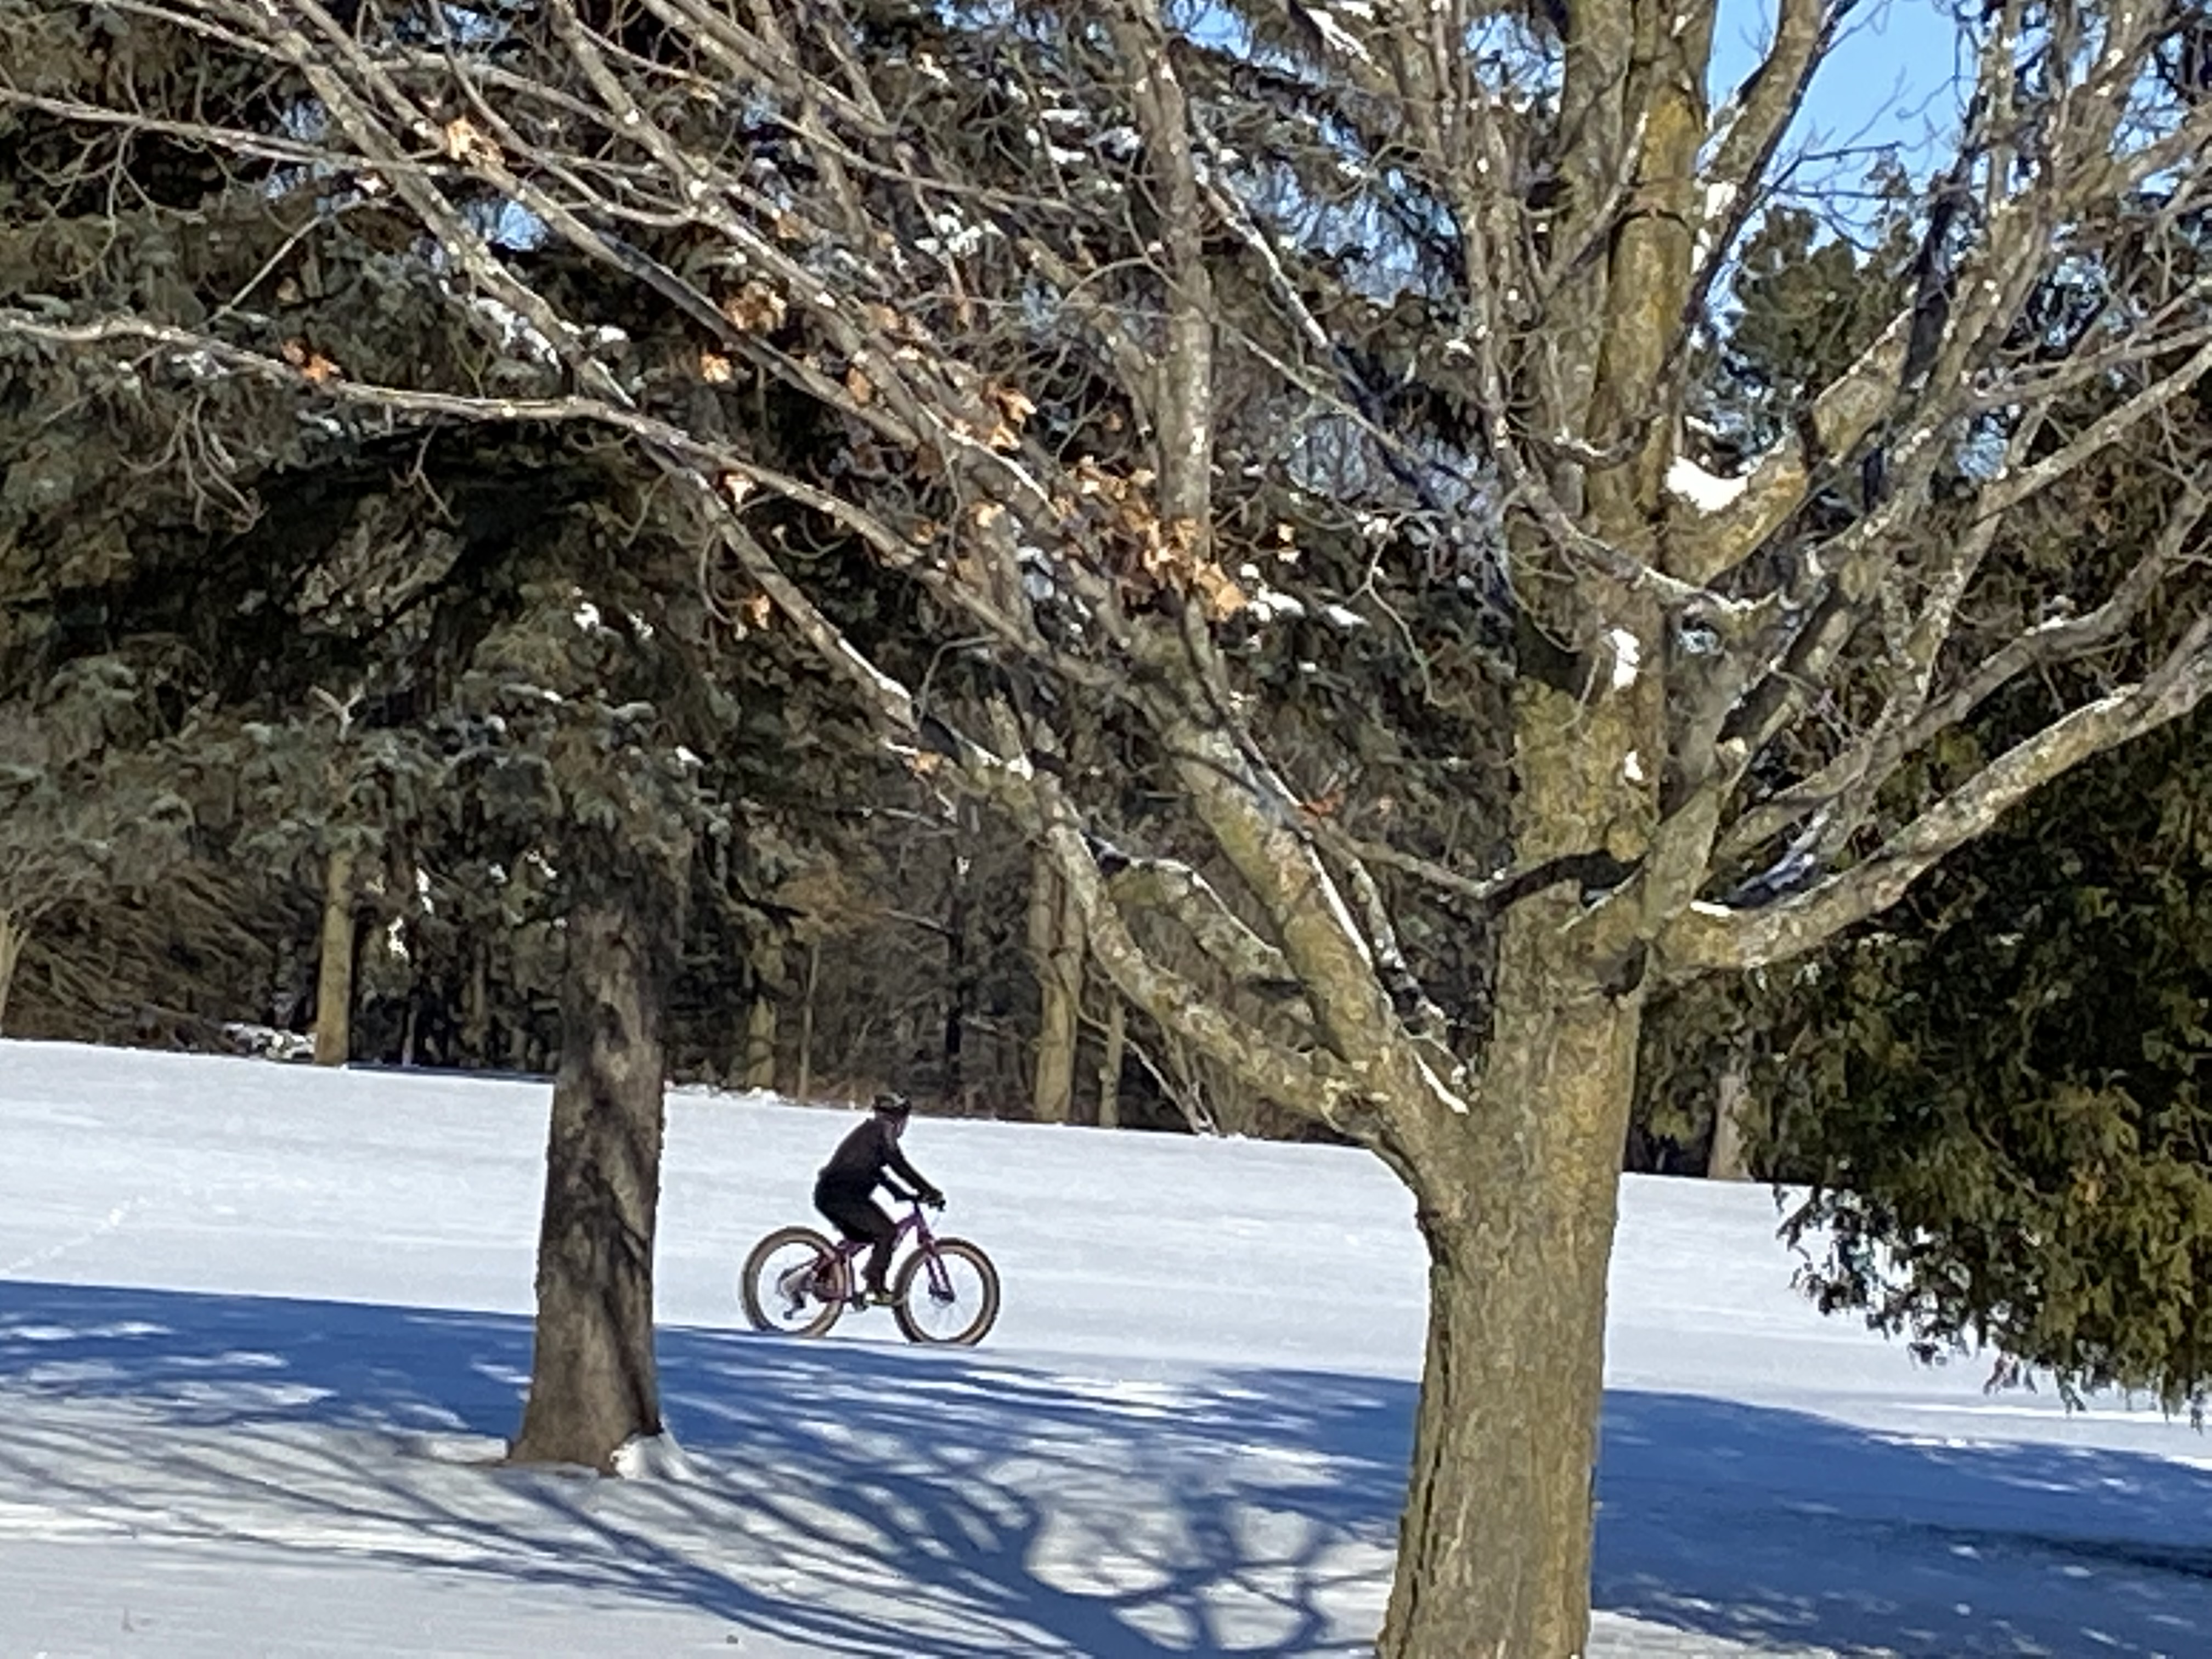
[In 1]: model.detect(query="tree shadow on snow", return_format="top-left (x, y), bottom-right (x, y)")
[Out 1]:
top-left (1, 1282), bottom-right (2210, 1657)
top-left (1595, 1389), bottom-right (2212, 1657)
top-left (0, 1279), bottom-right (1396, 1657)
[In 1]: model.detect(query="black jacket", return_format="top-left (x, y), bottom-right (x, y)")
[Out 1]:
top-left (816, 1116), bottom-right (938, 1201)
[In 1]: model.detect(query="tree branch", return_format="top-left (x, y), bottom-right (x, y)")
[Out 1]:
top-left (1102, 853), bottom-right (1303, 995)
top-left (1721, 470), bottom-right (2211, 866)
top-left (1668, 615), bottom-right (2212, 971)
top-left (1668, 312), bottom-right (1908, 583)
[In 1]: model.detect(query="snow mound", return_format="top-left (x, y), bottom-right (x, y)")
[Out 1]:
top-left (612, 1430), bottom-right (698, 1482)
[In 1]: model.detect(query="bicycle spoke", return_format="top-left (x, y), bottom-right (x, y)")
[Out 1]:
top-left (899, 1243), bottom-right (997, 1344)
top-left (743, 1234), bottom-right (843, 1336)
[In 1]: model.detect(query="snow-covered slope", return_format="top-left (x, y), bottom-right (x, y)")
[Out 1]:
top-left (1, 1039), bottom-right (2205, 1657)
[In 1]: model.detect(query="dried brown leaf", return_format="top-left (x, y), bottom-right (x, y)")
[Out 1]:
top-left (441, 116), bottom-right (502, 169)
top-left (989, 383), bottom-right (1037, 426)
top-left (720, 282), bottom-right (788, 334)
top-left (1074, 458), bottom-right (1122, 499)
top-left (1192, 562), bottom-right (1248, 621)
top-left (281, 338), bottom-right (341, 382)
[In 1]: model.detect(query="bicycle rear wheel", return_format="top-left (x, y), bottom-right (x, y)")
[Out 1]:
top-left (893, 1238), bottom-right (1000, 1346)
top-left (740, 1226), bottom-right (847, 1337)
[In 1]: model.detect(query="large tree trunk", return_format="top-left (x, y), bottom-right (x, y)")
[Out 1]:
top-left (1378, 601), bottom-right (1657, 1656)
top-left (510, 896), bottom-right (668, 1470)
top-left (1380, 908), bottom-right (1643, 1658)
top-left (312, 849), bottom-right (357, 1066)
top-left (0, 909), bottom-right (22, 1036)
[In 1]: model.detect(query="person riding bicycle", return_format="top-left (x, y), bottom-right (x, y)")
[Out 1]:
top-left (814, 1092), bottom-right (944, 1306)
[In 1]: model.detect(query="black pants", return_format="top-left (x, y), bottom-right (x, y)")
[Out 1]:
top-left (815, 1180), bottom-right (896, 1293)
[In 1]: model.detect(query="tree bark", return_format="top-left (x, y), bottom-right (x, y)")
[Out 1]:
top-left (795, 937), bottom-right (820, 1103)
top-left (944, 822), bottom-right (974, 1098)
top-left (510, 896), bottom-right (668, 1471)
top-left (312, 848), bottom-right (357, 1066)
top-left (0, 909), bottom-right (22, 1036)
top-left (462, 940), bottom-right (492, 1064)
top-left (1029, 851), bottom-right (1083, 1123)
top-left (1096, 992), bottom-right (1125, 1130)
top-left (1705, 1046), bottom-right (1755, 1181)
top-left (742, 933), bottom-right (782, 1090)
top-left (1380, 905), bottom-right (1643, 1659)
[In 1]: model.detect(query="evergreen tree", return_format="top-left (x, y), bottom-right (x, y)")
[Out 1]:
top-left (1773, 709), bottom-right (2212, 1413)
top-left (0, 660), bottom-right (194, 1030)
top-left (1640, 191), bottom-right (2212, 1413)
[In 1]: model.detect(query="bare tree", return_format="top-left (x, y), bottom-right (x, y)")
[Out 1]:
top-left (10, 0), bottom-right (2212, 1649)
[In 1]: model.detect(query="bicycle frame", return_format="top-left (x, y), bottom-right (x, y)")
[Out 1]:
top-left (813, 1201), bottom-right (956, 1302)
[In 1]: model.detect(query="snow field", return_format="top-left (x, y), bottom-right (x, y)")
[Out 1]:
top-left (0, 1039), bottom-right (2207, 1657)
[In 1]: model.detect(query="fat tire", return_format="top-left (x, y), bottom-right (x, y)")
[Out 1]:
top-left (740, 1225), bottom-right (847, 1338)
top-left (892, 1238), bottom-right (1001, 1346)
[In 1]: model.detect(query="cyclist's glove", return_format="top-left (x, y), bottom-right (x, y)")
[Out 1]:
top-left (922, 1188), bottom-right (946, 1209)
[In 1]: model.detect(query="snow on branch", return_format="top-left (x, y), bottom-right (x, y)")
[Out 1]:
top-left (1663, 455), bottom-right (1750, 516)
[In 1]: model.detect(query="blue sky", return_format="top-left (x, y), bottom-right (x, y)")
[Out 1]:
top-left (1711, 0), bottom-right (1967, 177)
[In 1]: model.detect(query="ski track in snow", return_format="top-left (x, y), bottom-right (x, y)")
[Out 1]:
top-left (1, 1192), bottom-right (164, 1278)
top-left (1, 1039), bottom-right (2209, 1658)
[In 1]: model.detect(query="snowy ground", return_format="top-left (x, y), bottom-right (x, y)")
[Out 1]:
top-left (0, 1040), bottom-right (2206, 1658)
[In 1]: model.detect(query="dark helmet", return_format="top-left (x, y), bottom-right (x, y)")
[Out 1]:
top-left (871, 1091), bottom-right (913, 1119)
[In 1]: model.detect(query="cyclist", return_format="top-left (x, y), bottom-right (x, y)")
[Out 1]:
top-left (814, 1092), bottom-right (944, 1305)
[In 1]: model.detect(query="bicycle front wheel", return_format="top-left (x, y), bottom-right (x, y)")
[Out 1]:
top-left (893, 1238), bottom-right (1001, 1346)
top-left (740, 1226), bottom-right (847, 1338)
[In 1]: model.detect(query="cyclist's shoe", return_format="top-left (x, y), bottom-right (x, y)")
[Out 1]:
top-left (862, 1286), bottom-right (898, 1307)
